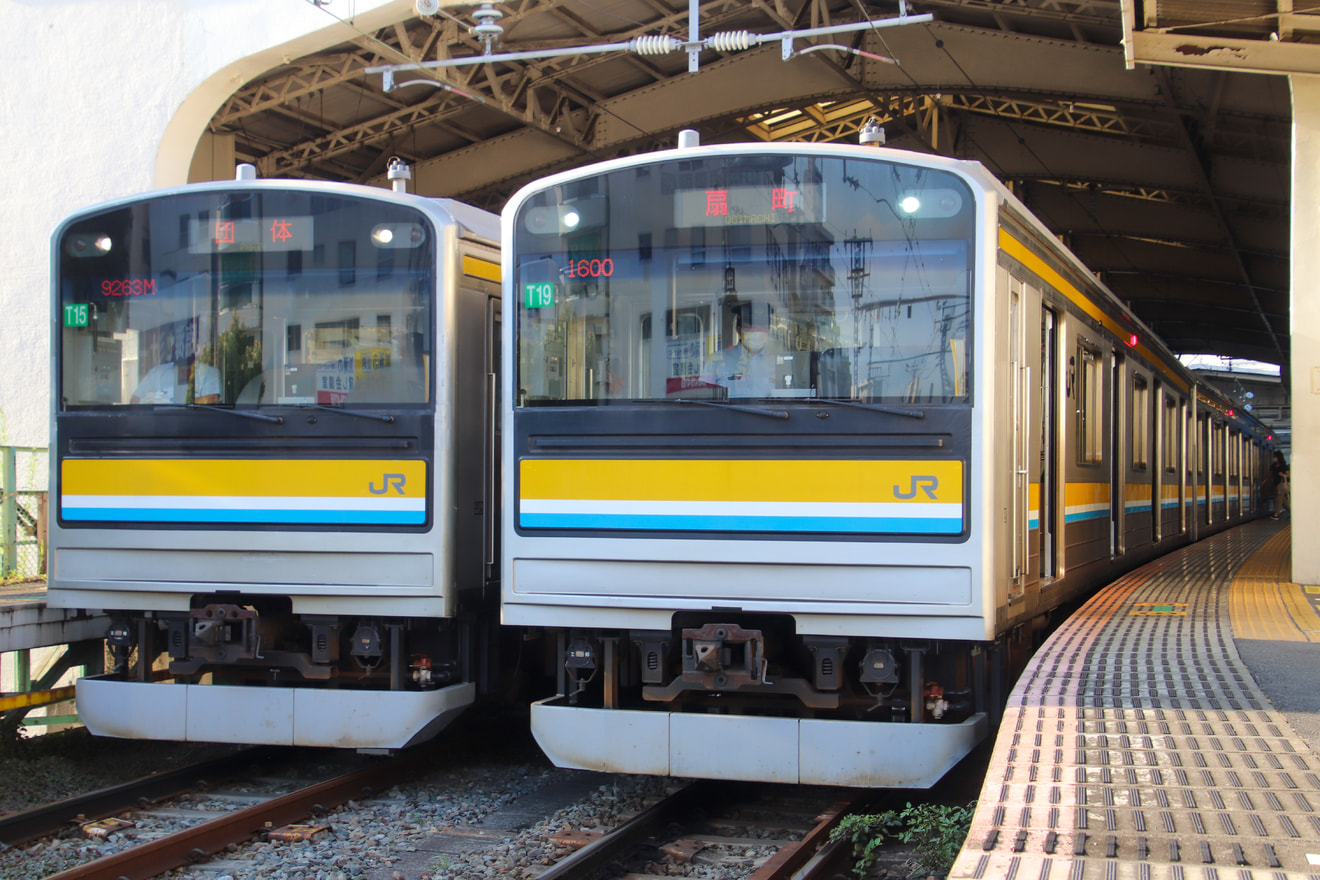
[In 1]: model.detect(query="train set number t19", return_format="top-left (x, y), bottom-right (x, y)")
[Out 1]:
top-left (524, 283), bottom-right (556, 309)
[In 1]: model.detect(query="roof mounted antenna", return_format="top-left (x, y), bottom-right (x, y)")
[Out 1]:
top-left (859, 117), bottom-right (886, 147)
top-left (387, 157), bottom-right (412, 194)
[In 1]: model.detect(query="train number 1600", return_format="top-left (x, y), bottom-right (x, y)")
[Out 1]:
top-left (567, 258), bottom-right (614, 278)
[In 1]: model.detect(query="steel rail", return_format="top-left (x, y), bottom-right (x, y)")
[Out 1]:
top-left (0, 747), bottom-right (275, 847)
top-left (42, 745), bottom-right (441, 880)
top-left (746, 796), bottom-right (856, 880)
top-left (531, 779), bottom-right (719, 880)
top-left (534, 780), bottom-right (864, 880)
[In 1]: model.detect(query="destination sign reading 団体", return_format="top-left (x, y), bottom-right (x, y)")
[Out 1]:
top-left (188, 216), bottom-right (315, 254)
top-left (673, 184), bottom-right (823, 228)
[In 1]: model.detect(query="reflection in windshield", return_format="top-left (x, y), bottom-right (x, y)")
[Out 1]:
top-left (514, 154), bottom-right (974, 405)
top-left (58, 191), bottom-right (434, 409)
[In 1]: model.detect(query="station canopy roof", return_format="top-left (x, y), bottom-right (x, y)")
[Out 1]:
top-left (211, 0), bottom-right (1311, 370)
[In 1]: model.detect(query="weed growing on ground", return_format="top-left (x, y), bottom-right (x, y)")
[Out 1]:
top-left (830, 801), bottom-right (976, 878)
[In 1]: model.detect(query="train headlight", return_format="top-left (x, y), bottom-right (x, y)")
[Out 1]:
top-left (897, 189), bottom-right (964, 218)
top-left (371, 223), bottom-right (426, 248)
top-left (65, 233), bottom-right (114, 257)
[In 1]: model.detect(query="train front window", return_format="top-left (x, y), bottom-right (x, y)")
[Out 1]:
top-left (57, 191), bottom-right (435, 409)
top-left (513, 154), bottom-right (974, 405)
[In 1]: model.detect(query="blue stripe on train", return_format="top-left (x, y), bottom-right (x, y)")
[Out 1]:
top-left (519, 513), bottom-right (964, 533)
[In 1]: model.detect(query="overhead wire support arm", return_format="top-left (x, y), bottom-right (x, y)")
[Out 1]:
top-left (365, 8), bottom-right (932, 82)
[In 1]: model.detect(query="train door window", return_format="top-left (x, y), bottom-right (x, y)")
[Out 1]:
top-left (1132, 374), bottom-right (1148, 470)
top-left (1076, 342), bottom-right (1102, 465)
top-left (1162, 395), bottom-right (1178, 475)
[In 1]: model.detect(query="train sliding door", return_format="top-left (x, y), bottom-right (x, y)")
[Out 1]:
top-left (1010, 281), bottom-right (1028, 599)
top-left (1110, 352), bottom-right (1125, 557)
top-left (1038, 307), bottom-right (1058, 580)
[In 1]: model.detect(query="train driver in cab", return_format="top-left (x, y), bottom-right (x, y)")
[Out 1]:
top-left (131, 331), bottom-right (221, 405)
top-left (711, 301), bottom-right (778, 398)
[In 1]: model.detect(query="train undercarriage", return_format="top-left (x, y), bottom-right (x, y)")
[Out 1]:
top-left (529, 613), bottom-right (1018, 787)
top-left (549, 613), bottom-right (1004, 724)
top-left (79, 596), bottom-right (498, 749)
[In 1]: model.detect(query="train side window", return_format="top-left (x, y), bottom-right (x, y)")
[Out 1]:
top-left (1132, 374), bottom-right (1148, 470)
top-left (1229, 430), bottom-right (1240, 479)
top-left (1076, 343), bottom-right (1103, 465)
top-left (1162, 394), bottom-right (1178, 474)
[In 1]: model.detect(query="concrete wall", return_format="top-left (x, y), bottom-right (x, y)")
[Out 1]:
top-left (0, 0), bottom-right (416, 449)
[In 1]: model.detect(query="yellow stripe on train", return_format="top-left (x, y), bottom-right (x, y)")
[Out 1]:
top-left (520, 459), bottom-right (963, 504)
top-left (62, 459), bottom-right (427, 498)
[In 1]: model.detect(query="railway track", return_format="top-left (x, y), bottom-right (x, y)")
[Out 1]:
top-left (5, 746), bottom-right (437, 880)
top-left (7, 726), bottom-right (983, 880)
top-left (537, 780), bottom-right (862, 880)
top-left (0, 747), bottom-right (275, 848)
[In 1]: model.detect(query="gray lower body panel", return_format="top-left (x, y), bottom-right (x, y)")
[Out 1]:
top-left (77, 675), bottom-right (475, 748)
top-left (530, 696), bottom-right (988, 787)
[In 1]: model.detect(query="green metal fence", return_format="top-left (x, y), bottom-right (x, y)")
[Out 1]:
top-left (1, 447), bottom-right (47, 580)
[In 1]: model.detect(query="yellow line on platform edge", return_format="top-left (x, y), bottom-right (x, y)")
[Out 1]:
top-left (1228, 526), bottom-right (1320, 643)
top-left (0, 684), bottom-right (76, 712)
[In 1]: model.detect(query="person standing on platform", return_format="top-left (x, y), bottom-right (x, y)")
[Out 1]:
top-left (1266, 451), bottom-right (1290, 519)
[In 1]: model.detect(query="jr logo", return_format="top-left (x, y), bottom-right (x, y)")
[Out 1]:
top-left (369, 474), bottom-right (407, 495)
top-left (894, 476), bottom-right (939, 500)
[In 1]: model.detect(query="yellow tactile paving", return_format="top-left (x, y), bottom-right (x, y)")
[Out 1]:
top-left (1228, 526), bottom-right (1320, 643)
top-left (952, 521), bottom-right (1320, 880)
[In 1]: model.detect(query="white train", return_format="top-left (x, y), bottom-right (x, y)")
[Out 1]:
top-left (500, 134), bottom-right (1271, 787)
top-left (48, 173), bottom-right (505, 748)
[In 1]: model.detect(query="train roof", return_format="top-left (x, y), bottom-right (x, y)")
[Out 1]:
top-left (54, 177), bottom-right (499, 246)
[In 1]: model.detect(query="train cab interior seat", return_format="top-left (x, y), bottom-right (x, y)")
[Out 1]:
top-left (817, 348), bottom-right (853, 398)
top-left (235, 374), bottom-right (265, 405)
top-left (351, 364), bottom-right (426, 404)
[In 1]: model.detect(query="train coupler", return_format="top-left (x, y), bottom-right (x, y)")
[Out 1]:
top-left (680, 623), bottom-right (768, 690)
top-left (179, 604), bottom-right (259, 663)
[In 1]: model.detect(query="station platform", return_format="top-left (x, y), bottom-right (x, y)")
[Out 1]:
top-left (0, 580), bottom-right (107, 654)
top-left (952, 520), bottom-right (1320, 880)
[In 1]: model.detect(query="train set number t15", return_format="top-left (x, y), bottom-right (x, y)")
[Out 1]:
top-left (64, 304), bottom-right (89, 327)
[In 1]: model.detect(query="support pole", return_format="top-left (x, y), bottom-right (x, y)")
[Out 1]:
top-left (2, 447), bottom-right (16, 575)
top-left (1291, 75), bottom-right (1320, 584)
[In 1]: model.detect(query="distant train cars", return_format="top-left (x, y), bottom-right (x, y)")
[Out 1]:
top-left (501, 135), bottom-right (1271, 787)
top-left (49, 175), bottom-right (504, 747)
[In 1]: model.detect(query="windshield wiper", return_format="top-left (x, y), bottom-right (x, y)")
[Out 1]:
top-left (308, 405), bottom-right (395, 424)
top-left (187, 404), bottom-right (283, 424)
top-left (812, 398), bottom-right (925, 420)
top-left (673, 398), bottom-right (789, 420)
